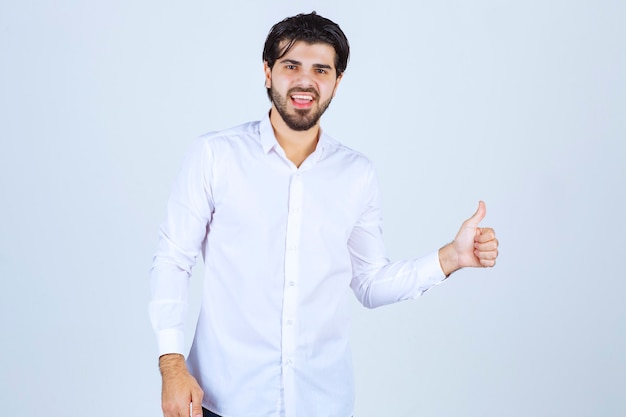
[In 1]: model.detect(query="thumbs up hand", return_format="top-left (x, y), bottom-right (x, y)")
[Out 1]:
top-left (439, 201), bottom-right (499, 276)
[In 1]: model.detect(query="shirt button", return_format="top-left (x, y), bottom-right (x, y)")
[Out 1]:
top-left (286, 359), bottom-right (293, 366)
top-left (289, 281), bottom-right (295, 286)
top-left (287, 320), bottom-right (293, 325)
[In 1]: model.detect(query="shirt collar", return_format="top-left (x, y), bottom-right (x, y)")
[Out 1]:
top-left (259, 113), bottom-right (278, 154)
top-left (259, 112), bottom-right (329, 162)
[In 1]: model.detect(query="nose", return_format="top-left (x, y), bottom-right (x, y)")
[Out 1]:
top-left (294, 71), bottom-right (315, 88)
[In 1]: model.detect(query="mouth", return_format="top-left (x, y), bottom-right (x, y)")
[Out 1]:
top-left (290, 91), bottom-right (316, 109)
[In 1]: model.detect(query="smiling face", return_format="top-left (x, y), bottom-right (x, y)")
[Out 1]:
top-left (265, 41), bottom-right (343, 132)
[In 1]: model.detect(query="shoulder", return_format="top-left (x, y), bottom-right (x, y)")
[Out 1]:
top-left (321, 133), bottom-right (376, 173)
top-left (196, 120), bottom-right (261, 149)
top-left (178, 120), bottom-right (262, 170)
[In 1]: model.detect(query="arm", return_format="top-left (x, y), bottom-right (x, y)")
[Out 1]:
top-left (349, 165), bottom-right (448, 308)
top-left (348, 166), bottom-right (498, 308)
top-left (149, 138), bottom-right (215, 417)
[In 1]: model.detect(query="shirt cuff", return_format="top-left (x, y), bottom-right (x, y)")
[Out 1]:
top-left (156, 328), bottom-right (186, 357)
top-left (414, 250), bottom-right (447, 295)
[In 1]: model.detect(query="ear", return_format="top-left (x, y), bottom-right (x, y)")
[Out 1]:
top-left (264, 61), bottom-right (272, 89)
top-left (332, 73), bottom-right (343, 97)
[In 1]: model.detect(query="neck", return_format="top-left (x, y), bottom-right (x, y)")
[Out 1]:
top-left (269, 107), bottom-right (320, 167)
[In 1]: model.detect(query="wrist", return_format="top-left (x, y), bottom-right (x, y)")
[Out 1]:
top-left (438, 242), bottom-right (460, 277)
top-left (159, 353), bottom-right (187, 377)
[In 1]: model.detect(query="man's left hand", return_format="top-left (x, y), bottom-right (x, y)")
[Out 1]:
top-left (439, 201), bottom-right (499, 276)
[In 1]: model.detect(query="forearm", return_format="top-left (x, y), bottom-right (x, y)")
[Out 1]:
top-left (149, 263), bottom-right (191, 355)
top-left (351, 251), bottom-right (446, 308)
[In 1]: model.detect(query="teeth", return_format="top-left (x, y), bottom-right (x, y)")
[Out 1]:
top-left (292, 95), bottom-right (313, 101)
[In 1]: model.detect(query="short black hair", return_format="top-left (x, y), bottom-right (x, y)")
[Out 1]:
top-left (262, 12), bottom-right (350, 98)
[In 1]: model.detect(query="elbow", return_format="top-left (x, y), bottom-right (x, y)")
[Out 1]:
top-left (351, 283), bottom-right (380, 309)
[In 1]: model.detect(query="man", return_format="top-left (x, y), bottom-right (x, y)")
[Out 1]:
top-left (150, 12), bottom-right (498, 417)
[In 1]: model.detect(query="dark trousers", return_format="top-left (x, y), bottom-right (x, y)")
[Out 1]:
top-left (202, 407), bottom-right (352, 417)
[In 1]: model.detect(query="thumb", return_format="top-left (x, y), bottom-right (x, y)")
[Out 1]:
top-left (191, 395), bottom-right (203, 417)
top-left (465, 200), bottom-right (486, 228)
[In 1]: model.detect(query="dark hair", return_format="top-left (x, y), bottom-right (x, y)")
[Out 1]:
top-left (262, 12), bottom-right (350, 97)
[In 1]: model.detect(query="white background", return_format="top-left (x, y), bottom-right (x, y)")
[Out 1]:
top-left (1, 1), bottom-right (624, 416)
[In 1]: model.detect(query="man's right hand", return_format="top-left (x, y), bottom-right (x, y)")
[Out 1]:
top-left (159, 354), bottom-right (204, 417)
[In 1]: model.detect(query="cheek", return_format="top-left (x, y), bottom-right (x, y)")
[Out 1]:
top-left (322, 82), bottom-right (338, 98)
top-left (268, 75), bottom-right (288, 91)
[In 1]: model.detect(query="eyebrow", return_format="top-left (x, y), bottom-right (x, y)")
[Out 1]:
top-left (279, 59), bottom-right (333, 70)
top-left (280, 59), bottom-right (301, 66)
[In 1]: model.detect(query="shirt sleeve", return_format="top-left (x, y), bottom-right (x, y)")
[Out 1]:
top-left (348, 163), bottom-right (446, 309)
top-left (149, 138), bottom-right (215, 356)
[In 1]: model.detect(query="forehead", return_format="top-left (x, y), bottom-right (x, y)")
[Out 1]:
top-left (278, 41), bottom-right (337, 67)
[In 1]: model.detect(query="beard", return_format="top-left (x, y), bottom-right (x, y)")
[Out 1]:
top-left (270, 87), bottom-right (334, 131)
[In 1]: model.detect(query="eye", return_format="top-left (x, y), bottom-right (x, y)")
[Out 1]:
top-left (315, 68), bottom-right (328, 75)
top-left (286, 64), bottom-right (297, 70)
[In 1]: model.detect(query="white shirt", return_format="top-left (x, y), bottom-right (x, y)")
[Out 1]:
top-left (150, 115), bottom-right (446, 417)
